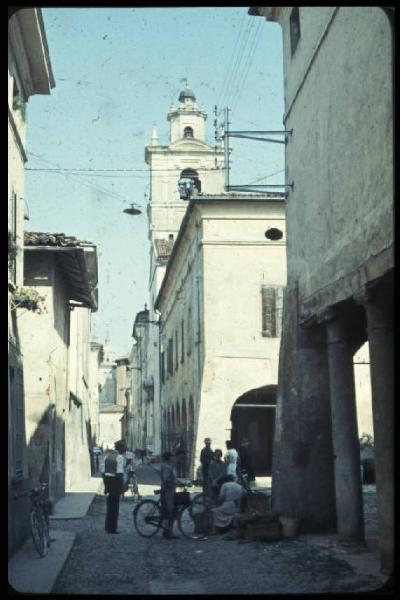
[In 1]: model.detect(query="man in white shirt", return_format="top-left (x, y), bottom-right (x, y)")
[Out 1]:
top-left (224, 440), bottom-right (239, 480)
top-left (100, 439), bottom-right (126, 534)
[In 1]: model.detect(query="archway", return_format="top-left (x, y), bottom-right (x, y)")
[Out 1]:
top-left (230, 385), bottom-right (277, 476)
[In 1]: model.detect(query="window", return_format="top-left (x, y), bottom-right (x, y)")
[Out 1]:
top-left (290, 7), bottom-right (301, 56)
top-left (9, 190), bottom-right (17, 283)
top-left (10, 364), bottom-right (24, 481)
top-left (181, 320), bottom-right (185, 363)
top-left (167, 338), bottom-right (174, 376)
top-left (160, 351), bottom-right (165, 384)
top-left (180, 168), bottom-right (201, 193)
top-left (187, 308), bottom-right (192, 356)
top-left (175, 330), bottom-right (179, 371)
top-left (184, 126), bottom-right (194, 138)
top-left (261, 285), bottom-right (284, 337)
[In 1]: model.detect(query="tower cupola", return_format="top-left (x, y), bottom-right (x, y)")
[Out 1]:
top-left (178, 85), bottom-right (196, 104)
top-left (167, 82), bottom-right (207, 143)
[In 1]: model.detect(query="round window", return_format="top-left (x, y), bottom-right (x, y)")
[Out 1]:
top-left (265, 228), bottom-right (283, 241)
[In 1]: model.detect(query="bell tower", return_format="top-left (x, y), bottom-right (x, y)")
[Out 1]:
top-left (145, 83), bottom-right (225, 242)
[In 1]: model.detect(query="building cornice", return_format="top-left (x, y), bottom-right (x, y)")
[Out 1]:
top-left (8, 106), bottom-right (27, 163)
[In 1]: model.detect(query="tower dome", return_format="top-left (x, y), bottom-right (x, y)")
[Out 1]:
top-left (179, 85), bottom-right (196, 103)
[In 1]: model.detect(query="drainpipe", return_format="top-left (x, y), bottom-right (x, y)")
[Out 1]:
top-left (155, 308), bottom-right (163, 457)
top-left (194, 220), bottom-right (203, 477)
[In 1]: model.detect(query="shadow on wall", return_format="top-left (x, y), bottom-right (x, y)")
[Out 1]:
top-left (9, 405), bottom-right (66, 559)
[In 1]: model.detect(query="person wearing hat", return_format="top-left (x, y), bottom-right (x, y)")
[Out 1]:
top-left (200, 437), bottom-right (214, 496)
top-left (101, 439), bottom-right (127, 534)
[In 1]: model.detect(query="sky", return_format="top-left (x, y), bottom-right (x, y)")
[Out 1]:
top-left (24, 7), bottom-right (284, 357)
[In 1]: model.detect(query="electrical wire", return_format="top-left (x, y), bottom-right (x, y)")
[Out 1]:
top-left (216, 16), bottom-right (247, 108)
top-left (231, 19), bottom-right (263, 114)
top-left (219, 17), bottom-right (254, 109)
top-left (248, 169), bottom-right (285, 184)
top-left (27, 152), bottom-right (138, 204)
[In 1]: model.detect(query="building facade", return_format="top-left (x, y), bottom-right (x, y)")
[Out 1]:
top-left (8, 8), bottom-right (55, 559)
top-left (155, 194), bottom-right (287, 477)
top-left (250, 6), bottom-right (393, 573)
top-left (130, 86), bottom-right (227, 459)
top-left (88, 340), bottom-right (102, 446)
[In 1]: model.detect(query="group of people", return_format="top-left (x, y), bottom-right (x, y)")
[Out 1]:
top-left (100, 436), bottom-right (255, 538)
top-left (100, 439), bottom-right (137, 534)
top-left (200, 438), bottom-right (255, 496)
top-left (199, 437), bottom-right (255, 533)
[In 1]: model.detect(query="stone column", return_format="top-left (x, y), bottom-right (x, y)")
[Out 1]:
top-left (325, 314), bottom-right (364, 543)
top-left (364, 294), bottom-right (393, 573)
top-left (272, 286), bottom-right (336, 532)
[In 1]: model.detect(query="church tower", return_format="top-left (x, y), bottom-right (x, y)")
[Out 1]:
top-left (145, 83), bottom-right (225, 242)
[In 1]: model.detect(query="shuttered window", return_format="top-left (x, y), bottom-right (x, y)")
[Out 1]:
top-left (187, 308), bottom-right (192, 356)
top-left (167, 338), bottom-right (174, 376)
top-left (181, 320), bottom-right (185, 363)
top-left (10, 364), bottom-right (24, 480)
top-left (160, 351), bottom-right (165, 384)
top-left (261, 286), bottom-right (284, 337)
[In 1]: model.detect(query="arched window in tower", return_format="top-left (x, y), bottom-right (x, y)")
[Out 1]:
top-left (183, 126), bottom-right (194, 138)
top-left (179, 168), bottom-right (201, 194)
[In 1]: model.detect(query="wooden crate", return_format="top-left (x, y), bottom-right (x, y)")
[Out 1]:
top-left (245, 494), bottom-right (271, 513)
top-left (244, 522), bottom-right (282, 542)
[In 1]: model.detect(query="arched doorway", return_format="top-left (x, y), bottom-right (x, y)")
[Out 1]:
top-left (230, 385), bottom-right (277, 476)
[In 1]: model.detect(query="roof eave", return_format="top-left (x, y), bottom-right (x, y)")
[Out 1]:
top-left (24, 246), bottom-right (98, 311)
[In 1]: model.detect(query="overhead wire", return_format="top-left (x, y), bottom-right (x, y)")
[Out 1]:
top-left (231, 19), bottom-right (264, 114)
top-left (26, 152), bottom-right (137, 205)
top-left (216, 16), bottom-right (247, 109)
top-left (225, 18), bottom-right (258, 110)
top-left (218, 16), bottom-right (254, 109)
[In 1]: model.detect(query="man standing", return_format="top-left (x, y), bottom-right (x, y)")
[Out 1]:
top-left (160, 451), bottom-right (179, 539)
top-left (200, 438), bottom-right (214, 496)
top-left (224, 440), bottom-right (239, 480)
top-left (208, 449), bottom-right (227, 504)
top-left (174, 436), bottom-right (187, 478)
top-left (100, 439), bottom-right (126, 534)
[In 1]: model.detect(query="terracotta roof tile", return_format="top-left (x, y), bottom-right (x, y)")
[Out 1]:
top-left (24, 231), bottom-right (93, 247)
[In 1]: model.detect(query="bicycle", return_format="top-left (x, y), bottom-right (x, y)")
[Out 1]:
top-left (133, 478), bottom-right (214, 541)
top-left (29, 483), bottom-right (54, 557)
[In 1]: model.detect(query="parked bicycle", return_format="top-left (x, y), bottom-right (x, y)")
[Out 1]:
top-left (133, 478), bottom-right (213, 540)
top-left (29, 483), bottom-right (54, 557)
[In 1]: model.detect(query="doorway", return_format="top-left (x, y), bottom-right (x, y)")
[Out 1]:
top-left (230, 385), bottom-right (277, 476)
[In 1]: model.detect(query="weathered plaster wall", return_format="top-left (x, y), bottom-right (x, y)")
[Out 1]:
top-left (65, 307), bottom-right (92, 491)
top-left (18, 252), bottom-right (69, 501)
top-left (99, 411), bottom-right (124, 449)
top-left (158, 200), bottom-right (287, 475)
top-left (282, 7), bottom-right (393, 310)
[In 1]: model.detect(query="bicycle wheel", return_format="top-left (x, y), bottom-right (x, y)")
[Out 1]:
top-left (133, 500), bottom-right (161, 537)
top-left (30, 511), bottom-right (48, 557)
top-left (178, 497), bottom-right (213, 540)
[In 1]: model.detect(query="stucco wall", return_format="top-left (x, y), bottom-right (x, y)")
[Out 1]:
top-left (281, 7), bottom-right (393, 308)
top-left (18, 252), bottom-right (69, 500)
top-left (158, 199), bottom-right (287, 474)
top-left (65, 307), bottom-right (92, 491)
top-left (99, 412), bottom-right (124, 449)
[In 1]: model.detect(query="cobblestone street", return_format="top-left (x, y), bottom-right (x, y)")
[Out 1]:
top-left (51, 468), bottom-right (387, 595)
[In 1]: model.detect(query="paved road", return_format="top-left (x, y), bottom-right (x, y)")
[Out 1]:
top-left (51, 472), bottom-right (388, 595)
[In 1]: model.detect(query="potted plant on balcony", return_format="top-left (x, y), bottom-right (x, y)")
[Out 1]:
top-left (11, 286), bottom-right (47, 314)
